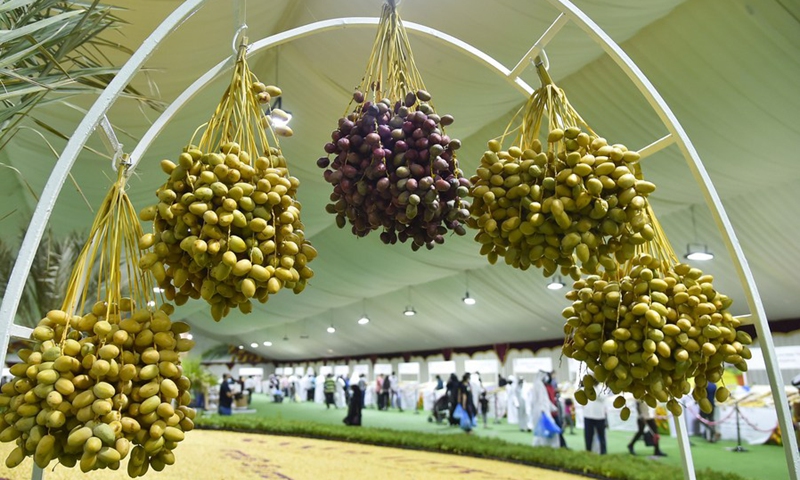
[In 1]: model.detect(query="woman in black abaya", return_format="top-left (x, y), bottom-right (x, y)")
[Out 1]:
top-left (343, 383), bottom-right (363, 426)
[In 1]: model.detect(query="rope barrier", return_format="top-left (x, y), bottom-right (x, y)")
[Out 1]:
top-left (684, 404), bottom-right (737, 427)
top-left (738, 408), bottom-right (780, 433)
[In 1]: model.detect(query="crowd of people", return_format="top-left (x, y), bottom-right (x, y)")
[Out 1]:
top-left (212, 369), bottom-right (700, 458)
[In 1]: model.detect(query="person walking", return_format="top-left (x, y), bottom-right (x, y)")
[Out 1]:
top-left (583, 384), bottom-right (607, 454)
top-left (435, 375), bottom-right (444, 391)
top-left (307, 374), bottom-right (316, 402)
top-left (446, 373), bottom-right (460, 425)
top-left (479, 389), bottom-right (490, 428)
top-left (218, 374), bottom-right (233, 415)
top-left (344, 381), bottom-right (363, 426)
top-left (358, 374), bottom-right (367, 406)
top-left (380, 373), bottom-right (392, 411)
top-left (530, 371), bottom-right (560, 448)
top-left (545, 373), bottom-right (568, 448)
top-left (628, 400), bottom-right (666, 456)
top-left (323, 374), bottom-right (337, 409)
top-left (244, 376), bottom-right (256, 405)
top-left (506, 375), bottom-right (519, 426)
top-left (375, 374), bottom-right (385, 410)
top-left (459, 373), bottom-right (477, 434)
top-left (563, 398), bottom-right (576, 434)
top-left (389, 371), bottom-right (402, 411)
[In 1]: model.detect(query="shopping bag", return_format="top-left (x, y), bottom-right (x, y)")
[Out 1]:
top-left (644, 431), bottom-right (654, 447)
top-left (535, 412), bottom-right (562, 438)
top-left (460, 411), bottom-right (473, 430)
top-left (471, 413), bottom-right (478, 427)
top-left (453, 404), bottom-right (465, 420)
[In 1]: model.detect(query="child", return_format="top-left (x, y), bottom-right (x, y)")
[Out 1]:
top-left (563, 398), bottom-right (575, 434)
top-left (479, 390), bottom-right (490, 428)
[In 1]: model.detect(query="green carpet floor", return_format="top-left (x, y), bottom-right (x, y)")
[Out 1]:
top-left (228, 394), bottom-right (790, 480)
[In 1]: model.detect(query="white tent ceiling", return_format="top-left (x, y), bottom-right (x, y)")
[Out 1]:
top-left (1, 0), bottom-right (798, 361)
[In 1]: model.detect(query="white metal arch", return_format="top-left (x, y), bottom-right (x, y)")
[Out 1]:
top-left (127, 17), bottom-right (535, 169)
top-left (0, 1), bottom-right (795, 478)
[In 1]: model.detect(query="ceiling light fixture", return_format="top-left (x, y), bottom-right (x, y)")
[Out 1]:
top-left (462, 270), bottom-right (476, 305)
top-left (327, 325), bottom-right (336, 334)
top-left (267, 48), bottom-right (292, 127)
top-left (685, 244), bottom-right (714, 261)
top-left (358, 298), bottom-right (370, 325)
top-left (238, 345), bottom-right (244, 350)
top-left (263, 341), bottom-right (272, 347)
top-left (250, 342), bottom-right (258, 348)
top-left (685, 205), bottom-right (714, 261)
top-left (546, 276), bottom-right (565, 290)
top-left (404, 287), bottom-right (417, 316)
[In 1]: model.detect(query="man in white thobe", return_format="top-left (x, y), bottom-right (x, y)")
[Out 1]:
top-left (531, 371), bottom-right (560, 447)
top-left (506, 375), bottom-right (519, 425)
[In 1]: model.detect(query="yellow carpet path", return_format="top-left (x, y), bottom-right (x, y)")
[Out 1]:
top-left (0, 430), bottom-right (587, 479)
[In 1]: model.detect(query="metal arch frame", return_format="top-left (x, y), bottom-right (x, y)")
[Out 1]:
top-left (544, 1), bottom-right (799, 478)
top-left (128, 17), bottom-right (535, 168)
top-left (0, 0), bottom-right (795, 478)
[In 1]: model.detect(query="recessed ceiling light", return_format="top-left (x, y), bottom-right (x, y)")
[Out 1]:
top-left (238, 345), bottom-right (244, 350)
top-left (250, 342), bottom-right (258, 348)
top-left (263, 341), bottom-right (272, 347)
top-left (327, 326), bottom-right (336, 333)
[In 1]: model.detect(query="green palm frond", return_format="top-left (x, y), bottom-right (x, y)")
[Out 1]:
top-left (0, 0), bottom-right (165, 149)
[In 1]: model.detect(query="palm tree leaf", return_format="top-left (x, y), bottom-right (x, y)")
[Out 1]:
top-left (0, 10), bottom-right (83, 44)
top-left (0, 1), bottom-right (38, 14)
top-left (0, 0), bottom-right (163, 150)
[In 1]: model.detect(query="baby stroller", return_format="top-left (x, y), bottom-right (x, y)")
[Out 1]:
top-left (427, 389), bottom-right (453, 424)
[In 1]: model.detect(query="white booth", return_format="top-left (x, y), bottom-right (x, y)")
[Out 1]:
top-left (398, 362), bottom-right (421, 410)
top-left (465, 359), bottom-right (499, 386)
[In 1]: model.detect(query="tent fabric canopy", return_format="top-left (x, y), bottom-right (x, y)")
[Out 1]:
top-left (1, 0), bottom-right (798, 361)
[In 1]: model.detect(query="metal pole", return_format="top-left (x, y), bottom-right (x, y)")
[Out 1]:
top-left (547, 0), bottom-right (800, 477)
top-left (674, 409), bottom-right (697, 480)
